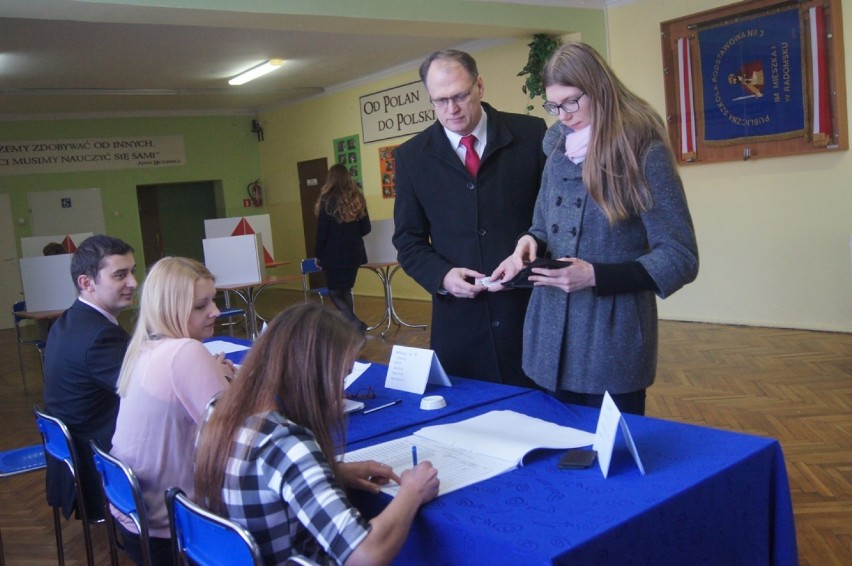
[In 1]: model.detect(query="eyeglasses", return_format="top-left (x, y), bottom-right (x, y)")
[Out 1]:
top-left (430, 81), bottom-right (477, 109)
top-left (542, 92), bottom-right (586, 116)
top-left (345, 386), bottom-right (376, 400)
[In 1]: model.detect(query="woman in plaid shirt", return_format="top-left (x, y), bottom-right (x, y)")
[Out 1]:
top-left (195, 303), bottom-right (439, 565)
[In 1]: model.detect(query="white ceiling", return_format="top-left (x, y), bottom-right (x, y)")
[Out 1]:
top-left (0, 0), bottom-right (618, 120)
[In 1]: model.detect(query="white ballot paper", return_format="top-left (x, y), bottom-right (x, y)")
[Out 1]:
top-left (592, 392), bottom-right (646, 478)
top-left (203, 340), bottom-right (250, 355)
top-left (344, 361), bottom-right (371, 389)
top-left (341, 362), bottom-right (371, 415)
top-left (384, 345), bottom-right (452, 394)
top-left (346, 410), bottom-right (595, 496)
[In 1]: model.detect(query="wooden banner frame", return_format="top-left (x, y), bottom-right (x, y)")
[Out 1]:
top-left (660, 0), bottom-right (847, 164)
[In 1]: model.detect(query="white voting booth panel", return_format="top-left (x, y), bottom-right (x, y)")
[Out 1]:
top-left (203, 234), bottom-right (264, 287)
top-left (363, 218), bottom-right (396, 263)
top-left (204, 214), bottom-right (274, 264)
top-left (21, 233), bottom-right (93, 257)
top-left (19, 255), bottom-right (77, 311)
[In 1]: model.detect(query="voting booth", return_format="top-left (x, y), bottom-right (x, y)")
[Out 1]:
top-left (204, 214), bottom-right (274, 265)
top-left (202, 234), bottom-right (264, 287)
top-left (20, 233), bottom-right (92, 257)
top-left (362, 218), bottom-right (396, 263)
top-left (19, 254), bottom-right (77, 312)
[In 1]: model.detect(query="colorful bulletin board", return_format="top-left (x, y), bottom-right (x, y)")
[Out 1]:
top-left (660, 0), bottom-right (847, 164)
top-left (378, 145), bottom-right (398, 198)
top-left (334, 134), bottom-right (363, 188)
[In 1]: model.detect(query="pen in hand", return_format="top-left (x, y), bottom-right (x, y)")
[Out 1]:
top-left (412, 445), bottom-right (418, 467)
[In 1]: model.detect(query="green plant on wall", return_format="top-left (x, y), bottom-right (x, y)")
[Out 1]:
top-left (518, 34), bottom-right (562, 113)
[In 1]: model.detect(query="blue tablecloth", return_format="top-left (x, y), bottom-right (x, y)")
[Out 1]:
top-left (347, 391), bottom-right (798, 566)
top-left (204, 336), bottom-right (530, 444)
top-left (344, 363), bottom-right (529, 444)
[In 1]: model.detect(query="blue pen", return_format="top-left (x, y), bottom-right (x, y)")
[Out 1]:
top-left (411, 445), bottom-right (418, 467)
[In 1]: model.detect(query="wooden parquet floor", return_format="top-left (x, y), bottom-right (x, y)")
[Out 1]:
top-left (1, 290), bottom-right (850, 565)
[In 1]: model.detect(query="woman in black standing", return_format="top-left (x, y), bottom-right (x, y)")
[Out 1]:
top-left (315, 163), bottom-right (372, 332)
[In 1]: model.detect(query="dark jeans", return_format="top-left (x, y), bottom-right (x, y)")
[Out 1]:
top-left (116, 522), bottom-right (175, 566)
top-left (551, 389), bottom-right (647, 416)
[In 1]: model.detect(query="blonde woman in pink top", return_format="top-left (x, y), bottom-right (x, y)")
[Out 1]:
top-left (110, 257), bottom-right (233, 565)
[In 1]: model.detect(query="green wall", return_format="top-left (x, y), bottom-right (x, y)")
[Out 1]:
top-left (0, 115), bottom-right (263, 278)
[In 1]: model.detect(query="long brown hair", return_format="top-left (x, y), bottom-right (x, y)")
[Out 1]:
top-left (314, 163), bottom-right (367, 223)
top-left (194, 303), bottom-right (364, 514)
top-left (543, 42), bottom-right (675, 224)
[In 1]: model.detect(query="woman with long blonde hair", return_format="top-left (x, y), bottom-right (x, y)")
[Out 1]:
top-left (111, 256), bottom-right (233, 565)
top-left (491, 42), bottom-right (699, 416)
top-left (195, 302), bottom-right (439, 565)
top-left (314, 163), bottom-right (371, 331)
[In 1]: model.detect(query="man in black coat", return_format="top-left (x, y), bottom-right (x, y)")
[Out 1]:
top-left (393, 50), bottom-right (547, 387)
top-left (43, 234), bottom-right (136, 520)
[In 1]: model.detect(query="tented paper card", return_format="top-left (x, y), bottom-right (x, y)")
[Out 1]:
top-left (385, 345), bottom-right (452, 394)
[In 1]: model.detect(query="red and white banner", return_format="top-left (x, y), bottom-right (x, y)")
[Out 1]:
top-left (677, 37), bottom-right (697, 161)
top-left (809, 6), bottom-right (832, 144)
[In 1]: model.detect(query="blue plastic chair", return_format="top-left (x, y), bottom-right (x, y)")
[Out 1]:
top-left (166, 487), bottom-right (262, 566)
top-left (13, 300), bottom-right (47, 393)
top-left (300, 258), bottom-right (329, 303)
top-left (33, 407), bottom-right (101, 566)
top-left (0, 444), bottom-right (46, 477)
top-left (216, 305), bottom-right (248, 337)
top-left (90, 441), bottom-right (152, 566)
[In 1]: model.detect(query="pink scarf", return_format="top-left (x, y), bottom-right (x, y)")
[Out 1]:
top-left (564, 125), bottom-right (591, 164)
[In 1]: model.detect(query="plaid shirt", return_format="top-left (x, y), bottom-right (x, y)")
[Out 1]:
top-left (206, 407), bottom-right (370, 565)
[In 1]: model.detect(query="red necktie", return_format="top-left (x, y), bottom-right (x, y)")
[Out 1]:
top-left (460, 135), bottom-right (480, 178)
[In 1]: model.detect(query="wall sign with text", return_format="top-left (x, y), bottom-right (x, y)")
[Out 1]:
top-left (0, 135), bottom-right (186, 176)
top-left (360, 81), bottom-right (435, 143)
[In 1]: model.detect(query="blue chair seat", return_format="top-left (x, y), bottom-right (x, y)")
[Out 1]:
top-left (0, 444), bottom-right (46, 477)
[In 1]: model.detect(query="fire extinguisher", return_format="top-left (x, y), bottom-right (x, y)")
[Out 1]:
top-left (247, 179), bottom-right (263, 207)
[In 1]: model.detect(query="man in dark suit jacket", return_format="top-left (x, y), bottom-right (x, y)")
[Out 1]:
top-left (393, 50), bottom-right (547, 387)
top-left (43, 234), bottom-right (136, 520)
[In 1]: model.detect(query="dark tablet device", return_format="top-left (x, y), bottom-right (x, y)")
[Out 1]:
top-left (557, 449), bottom-right (597, 469)
top-left (502, 257), bottom-right (572, 289)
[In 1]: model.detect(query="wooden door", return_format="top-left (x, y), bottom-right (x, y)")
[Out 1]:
top-left (297, 158), bottom-right (328, 288)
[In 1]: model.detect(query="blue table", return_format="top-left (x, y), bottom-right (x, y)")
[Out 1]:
top-left (204, 336), bottom-right (530, 445)
top-left (347, 391), bottom-right (798, 566)
top-left (344, 363), bottom-right (529, 445)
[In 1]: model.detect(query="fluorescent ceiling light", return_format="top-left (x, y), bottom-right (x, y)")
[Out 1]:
top-left (229, 59), bottom-right (284, 86)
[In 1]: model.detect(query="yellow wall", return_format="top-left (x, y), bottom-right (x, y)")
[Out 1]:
top-left (257, 39), bottom-right (550, 302)
top-left (259, 4), bottom-right (852, 333)
top-left (607, 0), bottom-right (852, 331)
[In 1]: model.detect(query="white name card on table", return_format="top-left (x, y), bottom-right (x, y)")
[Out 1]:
top-left (203, 234), bottom-right (264, 287)
top-left (385, 345), bottom-right (452, 395)
top-left (593, 391), bottom-right (646, 478)
top-left (19, 254), bottom-right (77, 311)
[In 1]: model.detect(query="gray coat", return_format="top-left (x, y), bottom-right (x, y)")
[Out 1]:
top-left (523, 123), bottom-right (699, 394)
